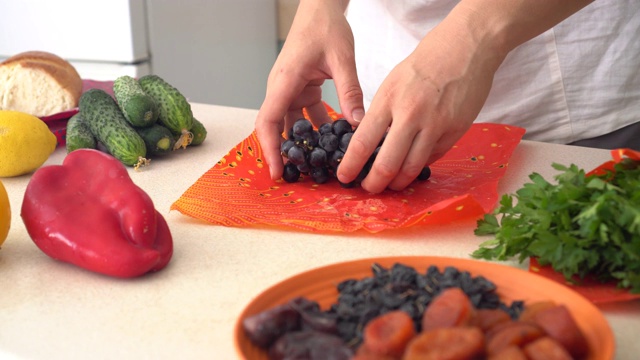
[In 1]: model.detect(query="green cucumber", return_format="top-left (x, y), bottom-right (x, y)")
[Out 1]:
top-left (113, 75), bottom-right (159, 128)
top-left (65, 113), bottom-right (97, 153)
top-left (190, 117), bottom-right (207, 146)
top-left (138, 75), bottom-right (193, 149)
top-left (136, 124), bottom-right (175, 157)
top-left (79, 89), bottom-right (149, 168)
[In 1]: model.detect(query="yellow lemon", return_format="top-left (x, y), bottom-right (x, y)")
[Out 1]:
top-left (0, 110), bottom-right (57, 177)
top-left (0, 180), bottom-right (9, 247)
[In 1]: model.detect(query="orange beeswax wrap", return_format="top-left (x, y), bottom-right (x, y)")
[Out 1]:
top-left (530, 148), bottom-right (640, 304)
top-left (171, 118), bottom-right (526, 233)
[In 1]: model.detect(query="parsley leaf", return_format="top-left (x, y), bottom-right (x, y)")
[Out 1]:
top-left (471, 159), bottom-right (640, 293)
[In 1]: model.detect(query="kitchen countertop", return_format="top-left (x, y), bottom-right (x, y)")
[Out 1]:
top-left (1, 103), bottom-right (638, 359)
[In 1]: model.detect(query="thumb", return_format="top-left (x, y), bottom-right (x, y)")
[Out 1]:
top-left (332, 65), bottom-right (365, 126)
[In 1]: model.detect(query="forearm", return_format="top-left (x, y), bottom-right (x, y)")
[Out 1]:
top-left (450, 0), bottom-right (594, 56)
top-left (297, 0), bottom-right (350, 16)
top-left (408, 0), bottom-right (594, 81)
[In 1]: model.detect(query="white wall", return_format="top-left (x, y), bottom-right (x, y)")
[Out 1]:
top-left (145, 0), bottom-right (278, 109)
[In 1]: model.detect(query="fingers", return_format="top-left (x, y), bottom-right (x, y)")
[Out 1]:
top-left (336, 104), bottom-right (391, 187)
top-left (335, 100), bottom-right (447, 194)
top-left (287, 81), bottom-right (332, 128)
top-left (302, 101), bottom-right (332, 127)
top-left (255, 71), bottom-right (307, 180)
top-left (284, 100), bottom-right (331, 140)
top-left (385, 129), bottom-right (434, 191)
top-left (332, 54), bottom-right (366, 127)
top-left (255, 117), bottom-right (286, 181)
top-left (359, 116), bottom-right (423, 194)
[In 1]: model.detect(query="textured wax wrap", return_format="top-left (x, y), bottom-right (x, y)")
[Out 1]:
top-left (171, 106), bottom-right (526, 232)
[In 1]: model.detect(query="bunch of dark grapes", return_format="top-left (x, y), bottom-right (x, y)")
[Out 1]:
top-left (281, 118), bottom-right (431, 187)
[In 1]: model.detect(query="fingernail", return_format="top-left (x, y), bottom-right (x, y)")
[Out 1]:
top-left (352, 108), bottom-right (365, 123)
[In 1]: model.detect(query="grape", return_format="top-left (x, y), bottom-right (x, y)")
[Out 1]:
top-left (293, 118), bottom-right (313, 137)
top-left (339, 179), bottom-right (356, 188)
top-left (319, 122), bottom-right (333, 135)
top-left (310, 167), bottom-right (330, 184)
top-left (302, 131), bottom-right (320, 148)
top-left (358, 147), bottom-right (379, 181)
top-left (417, 166), bottom-right (431, 181)
top-left (356, 161), bottom-right (372, 182)
top-left (371, 146), bottom-right (381, 159)
top-left (329, 150), bottom-right (344, 170)
top-left (332, 119), bottom-right (352, 137)
top-left (280, 139), bottom-right (295, 157)
top-left (319, 133), bottom-right (339, 153)
top-left (297, 162), bottom-right (311, 174)
top-left (339, 132), bottom-right (353, 152)
top-left (287, 146), bottom-right (306, 166)
top-left (279, 118), bottom-right (432, 187)
top-left (308, 148), bottom-right (328, 168)
top-left (378, 132), bottom-right (388, 147)
top-left (282, 162), bottom-right (301, 183)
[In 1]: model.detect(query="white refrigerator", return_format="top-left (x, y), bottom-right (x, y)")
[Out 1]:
top-left (0, 0), bottom-right (278, 109)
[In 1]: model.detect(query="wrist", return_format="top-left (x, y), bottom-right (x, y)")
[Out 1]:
top-left (414, 7), bottom-right (508, 79)
top-left (440, 4), bottom-right (513, 63)
top-left (299, 0), bottom-right (350, 13)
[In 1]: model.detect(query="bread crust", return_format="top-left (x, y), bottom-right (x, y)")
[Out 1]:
top-left (0, 51), bottom-right (83, 116)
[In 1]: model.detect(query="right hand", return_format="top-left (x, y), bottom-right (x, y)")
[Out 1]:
top-left (255, 0), bottom-right (365, 180)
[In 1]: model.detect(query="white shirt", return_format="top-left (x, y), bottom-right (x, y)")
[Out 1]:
top-left (346, 0), bottom-right (640, 144)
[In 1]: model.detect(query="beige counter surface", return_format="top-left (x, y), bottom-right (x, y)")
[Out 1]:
top-left (1, 103), bottom-right (638, 359)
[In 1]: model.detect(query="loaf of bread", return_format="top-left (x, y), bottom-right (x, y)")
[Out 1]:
top-left (0, 51), bottom-right (83, 117)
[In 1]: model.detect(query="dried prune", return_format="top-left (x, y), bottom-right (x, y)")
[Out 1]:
top-left (291, 298), bottom-right (339, 334)
top-left (268, 330), bottom-right (353, 360)
top-left (242, 302), bottom-right (300, 348)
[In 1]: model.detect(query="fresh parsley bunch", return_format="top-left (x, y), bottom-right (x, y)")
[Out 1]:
top-left (472, 158), bottom-right (640, 293)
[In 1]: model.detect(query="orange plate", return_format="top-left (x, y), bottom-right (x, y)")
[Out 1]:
top-left (234, 256), bottom-right (614, 360)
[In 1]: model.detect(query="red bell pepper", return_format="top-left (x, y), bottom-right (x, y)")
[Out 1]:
top-left (21, 149), bottom-right (173, 278)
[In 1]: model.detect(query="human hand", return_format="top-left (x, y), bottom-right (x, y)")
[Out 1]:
top-left (336, 14), bottom-right (506, 194)
top-left (335, 0), bottom-right (593, 194)
top-left (255, 0), bottom-right (365, 180)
